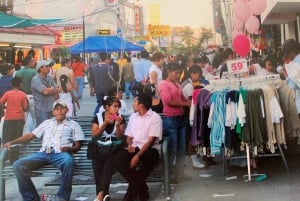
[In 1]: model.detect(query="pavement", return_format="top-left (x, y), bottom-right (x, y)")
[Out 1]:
top-left (4, 84), bottom-right (300, 201)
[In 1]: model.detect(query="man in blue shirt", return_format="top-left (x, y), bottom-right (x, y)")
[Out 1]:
top-left (133, 50), bottom-right (152, 82)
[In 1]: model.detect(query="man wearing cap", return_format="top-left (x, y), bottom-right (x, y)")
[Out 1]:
top-left (31, 59), bottom-right (62, 126)
top-left (3, 99), bottom-right (85, 201)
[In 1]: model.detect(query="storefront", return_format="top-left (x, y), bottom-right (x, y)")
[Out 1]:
top-left (0, 25), bottom-right (57, 65)
top-left (261, 0), bottom-right (300, 43)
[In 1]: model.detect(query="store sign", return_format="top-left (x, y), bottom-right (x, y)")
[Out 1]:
top-left (98, 29), bottom-right (110, 35)
top-left (49, 25), bottom-right (83, 44)
top-left (147, 24), bottom-right (170, 37)
top-left (227, 58), bottom-right (248, 75)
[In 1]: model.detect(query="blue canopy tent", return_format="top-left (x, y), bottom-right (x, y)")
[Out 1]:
top-left (69, 35), bottom-right (144, 53)
top-left (0, 11), bottom-right (61, 28)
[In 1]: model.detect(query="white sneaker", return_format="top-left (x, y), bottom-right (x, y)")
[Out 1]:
top-left (191, 155), bottom-right (205, 168)
top-left (103, 194), bottom-right (111, 201)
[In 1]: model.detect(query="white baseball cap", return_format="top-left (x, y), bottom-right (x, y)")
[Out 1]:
top-left (36, 60), bottom-right (52, 71)
top-left (53, 99), bottom-right (68, 109)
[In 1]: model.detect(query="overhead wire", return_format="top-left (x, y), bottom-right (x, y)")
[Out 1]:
top-left (15, 0), bottom-right (128, 23)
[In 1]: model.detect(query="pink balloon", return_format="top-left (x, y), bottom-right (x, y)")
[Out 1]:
top-left (232, 17), bottom-right (243, 31)
top-left (233, 0), bottom-right (251, 22)
top-left (247, 0), bottom-right (267, 15)
top-left (232, 29), bottom-right (243, 39)
top-left (232, 34), bottom-right (250, 57)
top-left (245, 16), bottom-right (260, 34)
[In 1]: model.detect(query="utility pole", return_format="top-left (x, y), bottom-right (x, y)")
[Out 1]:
top-left (212, 0), bottom-right (228, 46)
top-left (82, 16), bottom-right (86, 63)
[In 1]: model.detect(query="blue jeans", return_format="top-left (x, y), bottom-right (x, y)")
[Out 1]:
top-left (125, 81), bottom-right (136, 97)
top-left (34, 107), bottom-right (52, 126)
top-left (163, 116), bottom-right (187, 178)
top-left (75, 76), bottom-right (84, 100)
top-left (13, 151), bottom-right (74, 201)
top-left (93, 92), bottom-right (106, 115)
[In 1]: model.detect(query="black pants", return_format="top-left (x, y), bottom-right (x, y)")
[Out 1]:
top-left (92, 157), bottom-right (114, 195)
top-left (113, 147), bottom-right (159, 198)
top-left (3, 119), bottom-right (25, 163)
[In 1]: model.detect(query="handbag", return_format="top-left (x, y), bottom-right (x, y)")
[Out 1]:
top-left (133, 74), bottom-right (156, 96)
top-left (87, 136), bottom-right (123, 160)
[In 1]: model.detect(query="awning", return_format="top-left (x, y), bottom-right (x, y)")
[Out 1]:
top-left (0, 11), bottom-right (61, 28)
top-left (69, 36), bottom-right (144, 53)
top-left (261, 1), bottom-right (300, 24)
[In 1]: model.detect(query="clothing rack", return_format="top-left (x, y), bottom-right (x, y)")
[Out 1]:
top-left (207, 75), bottom-right (289, 180)
top-left (208, 74), bottom-right (281, 91)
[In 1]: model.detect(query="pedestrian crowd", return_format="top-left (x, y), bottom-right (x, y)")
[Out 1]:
top-left (0, 38), bottom-right (299, 201)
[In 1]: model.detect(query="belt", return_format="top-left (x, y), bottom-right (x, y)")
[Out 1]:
top-left (165, 115), bottom-right (184, 119)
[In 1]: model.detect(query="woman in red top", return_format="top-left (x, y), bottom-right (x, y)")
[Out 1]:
top-left (158, 62), bottom-right (191, 183)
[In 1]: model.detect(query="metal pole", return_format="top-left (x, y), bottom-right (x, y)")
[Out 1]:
top-left (82, 16), bottom-right (86, 63)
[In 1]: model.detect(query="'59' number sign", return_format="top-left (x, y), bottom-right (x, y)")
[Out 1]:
top-left (226, 59), bottom-right (248, 75)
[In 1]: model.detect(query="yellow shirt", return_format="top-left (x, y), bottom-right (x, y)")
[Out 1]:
top-left (117, 58), bottom-right (127, 71)
top-left (53, 63), bottom-right (62, 71)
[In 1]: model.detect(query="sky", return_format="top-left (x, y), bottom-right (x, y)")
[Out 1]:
top-left (140, 0), bottom-right (214, 28)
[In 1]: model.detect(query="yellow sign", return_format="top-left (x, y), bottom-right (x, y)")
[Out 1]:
top-left (147, 24), bottom-right (170, 37)
top-left (98, 29), bottom-right (110, 35)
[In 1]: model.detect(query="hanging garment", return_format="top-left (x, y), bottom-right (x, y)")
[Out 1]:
top-left (242, 89), bottom-right (267, 147)
top-left (208, 90), bottom-right (227, 154)
top-left (191, 89), bottom-right (211, 147)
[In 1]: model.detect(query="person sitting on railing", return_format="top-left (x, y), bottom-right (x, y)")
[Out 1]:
top-left (2, 99), bottom-right (84, 201)
top-left (91, 96), bottom-right (125, 201)
top-left (113, 93), bottom-right (162, 201)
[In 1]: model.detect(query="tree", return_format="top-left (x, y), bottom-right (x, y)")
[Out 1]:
top-left (198, 27), bottom-right (214, 50)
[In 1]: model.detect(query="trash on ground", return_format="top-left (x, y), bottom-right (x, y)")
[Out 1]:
top-left (225, 176), bottom-right (237, 180)
top-left (199, 173), bottom-right (212, 178)
top-left (212, 193), bottom-right (235, 198)
top-left (255, 174), bottom-right (267, 182)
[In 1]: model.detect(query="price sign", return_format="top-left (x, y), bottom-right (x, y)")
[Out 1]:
top-left (226, 58), bottom-right (248, 75)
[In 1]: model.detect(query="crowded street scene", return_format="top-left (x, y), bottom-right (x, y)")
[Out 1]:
top-left (1, 0), bottom-right (300, 201)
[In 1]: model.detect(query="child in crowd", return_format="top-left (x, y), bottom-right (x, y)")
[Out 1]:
top-left (59, 75), bottom-right (80, 117)
top-left (0, 77), bottom-right (28, 162)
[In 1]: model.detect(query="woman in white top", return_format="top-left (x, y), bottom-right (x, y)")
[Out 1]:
top-left (92, 96), bottom-right (125, 201)
top-left (149, 52), bottom-right (164, 97)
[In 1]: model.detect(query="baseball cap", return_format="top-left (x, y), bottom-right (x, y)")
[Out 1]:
top-left (53, 99), bottom-right (68, 109)
top-left (36, 60), bottom-right (52, 71)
